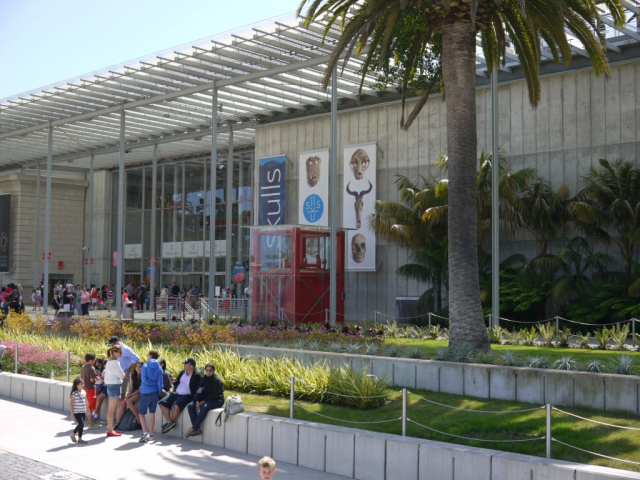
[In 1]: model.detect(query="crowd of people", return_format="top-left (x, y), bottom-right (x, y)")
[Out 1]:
top-left (69, 336), bottom-right (276, 477)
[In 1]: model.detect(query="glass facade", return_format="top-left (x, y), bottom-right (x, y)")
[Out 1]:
top-left (109, 152), bottom-right (253, 296)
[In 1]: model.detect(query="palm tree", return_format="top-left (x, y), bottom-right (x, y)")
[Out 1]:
top-left (571, 159), bottom-right (640, 276)
top-left (299, 0), bottom-right (623, 350)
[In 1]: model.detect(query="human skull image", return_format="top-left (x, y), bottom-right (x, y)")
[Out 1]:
top-left (305, 237), bottom-right (319, 257)
top-left (305, 155), bottom-right (321, 187)
top-left (351, 233), bottom-right (366, 263)
top-left (349, 149), bottom-right (370, 180)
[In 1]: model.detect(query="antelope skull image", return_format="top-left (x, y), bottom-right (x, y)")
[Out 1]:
top-left (349, 149), bottom-right (370, 180)
top-left (305, 155), bottom-right (321, 187)
top-left (346, 180), bottom-right (373, 229)
top-left (351, 234), bottom-right (366, 263)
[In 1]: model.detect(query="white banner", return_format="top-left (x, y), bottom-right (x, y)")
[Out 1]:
top-left (298, 149), bottom-right (329, 226)
top-left (162, 240), bottom-right (226, 258)
top-left (343, 142), bottom-right (377, 272)
top-left (162, 242), bottom-right (182, 258)
top-left (124, 244), bottom-right (142, 259)
top-left (205, 240), bottom-right (226, 258)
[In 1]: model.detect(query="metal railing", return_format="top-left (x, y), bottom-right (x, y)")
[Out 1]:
top-left (153, 296), bottom-right (248, 322)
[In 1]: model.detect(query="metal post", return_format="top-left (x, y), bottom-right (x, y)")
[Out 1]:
top-left (66, 350), bottom-right (71, 382)
top-left (238, 158), bottom-right (244, 265)
top-left (546, 403), bottom-right (552, 458)
top-left (43, 126), bottom-right (53, 314)
top-left (33, 163), bottom-right (41, 290)
top-left (555, 315), bottom-right (559, 332)
top-left (428, 312), bottom-right (432, 328)
top-left (150, 144), bottom-right (158, 311)
top-left (402, 388), bottom-right (407, 436)
top-left (14, 343), bottom-right (18, 374)
top-left (51, 370), bottom-right (54, 380)
top-left (86, 152), bottom-right (94, 286)
top-left (290, 376), bottom-right (295, 419)
top-left (374, 311), bottom-right (378, 325)
top-left (225, 125), bottom-right (234, 287)
top-left (202, 158), bottom-right (207, 295)
top-left (329, 66), bottom-right (338, 325)
top-left (632, 318), bottom-right (636, 346)
top-left (491, 66), bottom-right (500, 329)
top-left (116, 110), bottom-right (126, 316)
top-left (208, 89), bottom-right (218, 307)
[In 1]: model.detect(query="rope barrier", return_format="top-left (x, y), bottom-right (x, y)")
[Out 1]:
top-left (407, 418), bottom-right (545, 443)
top-left (407, 391), bottom-right (544, 414)
top-left (557, 317), bottom-right (632, 327)
top-left (552, 407), bottom-right (640, 431)
top-left (498, 317), bottom-right (554, 324)
top-left (552, 438), bottom-right (640, 466)
top-left (293, 403), bottom-right (401, 424)
top-left (376, 311), bottom-right (433, 320)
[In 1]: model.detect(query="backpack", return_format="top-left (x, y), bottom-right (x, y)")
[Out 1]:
top-left (215, 395), bottom-right (244, 426)
top-left (119, 409), bottom-right (141, 431)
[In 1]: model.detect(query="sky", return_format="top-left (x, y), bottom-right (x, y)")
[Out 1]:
top-left (0, 0), bottom-right (302, 100)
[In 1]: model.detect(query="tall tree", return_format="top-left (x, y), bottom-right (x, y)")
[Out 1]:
top-left (299, 0), bottom-right (623, 350)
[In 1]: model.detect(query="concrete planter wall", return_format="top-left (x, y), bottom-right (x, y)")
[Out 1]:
top-left (1, 372), bottom-right (638, 480)
top-left (221, 343), bottom-right (640, 415)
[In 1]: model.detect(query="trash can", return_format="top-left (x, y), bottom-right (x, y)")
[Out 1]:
top-left (122, 301), bottom-right (135, 321)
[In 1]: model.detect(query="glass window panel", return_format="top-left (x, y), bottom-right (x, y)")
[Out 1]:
top-left (126, 169), bottom-right (143, 210)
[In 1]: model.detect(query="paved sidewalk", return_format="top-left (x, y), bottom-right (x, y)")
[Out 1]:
top-left (0, 450), bottom-right (92, 480)
top-left (0, 398), bottom-right (347, 480)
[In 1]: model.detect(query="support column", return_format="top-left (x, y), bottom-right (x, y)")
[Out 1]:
top-left (329, 67), bottom-right (338, 325)
top-left (172, 164), bottom-right (179, 281)
top-left (150, 144), bottom-right (158, 310)
top-left (116, 111), bottom-right (125, 315)
top-left (42, 128), bottom-right (53, 314)
top-left (208, 89), bottom-right (218, 306)
top-left (238, 157), bottom-right (244, 264)
top-left (33, 163), bottom-right (41, 289)
top-left (201, 157), bottom-right (207, 295)
top-left (85, 153), bottom-right (94, 286)
top-left (491, 67), bottom-right (500, 329)
top-left (225, 125), bottom-right (234, 288)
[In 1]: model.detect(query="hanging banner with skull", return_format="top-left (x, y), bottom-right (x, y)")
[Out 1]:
top-left (343, 143), bottom-right (377, 272)
top-left (258, 155), bottom-right (286, 226)
top-left (298, 149), bottom-right (329, 227)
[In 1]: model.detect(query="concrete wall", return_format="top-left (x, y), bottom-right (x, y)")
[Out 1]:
top-left (254, 62), bottom-right (640, 321)
top-left (2, 372), bottom-right (638, 480)
top-left (0, 171), bottom-right (87, 293)
top-left (221, 343), bottom-right (640, 415)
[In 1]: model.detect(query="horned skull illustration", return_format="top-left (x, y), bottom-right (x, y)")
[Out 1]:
top-left (349, 149), bottom-right (370, 180)
top-left (305, 155), bottom-right (321, 187)
top-left (351, 234), bottom-right (366, 263)
top-left (346, 180), bottom-right (373, 229)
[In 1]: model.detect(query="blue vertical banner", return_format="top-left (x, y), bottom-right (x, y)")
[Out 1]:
top-left (258, 155), bottom-right (286, 226)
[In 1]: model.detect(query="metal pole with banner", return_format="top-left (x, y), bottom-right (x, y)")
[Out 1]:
top-left (299, 149), bottom-right (329, 227)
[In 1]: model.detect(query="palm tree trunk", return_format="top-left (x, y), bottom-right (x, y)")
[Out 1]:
top-left (441, 21), bottom-right (489, 351)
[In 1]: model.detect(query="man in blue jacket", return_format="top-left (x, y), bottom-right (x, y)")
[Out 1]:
top-left (138, 350), bottom-right (164, 443)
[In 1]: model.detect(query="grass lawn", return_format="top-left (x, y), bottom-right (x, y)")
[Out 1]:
top-left (233, 387), bottom-right (640, 473)
top-left (386, 338), bottom-right (640, 366)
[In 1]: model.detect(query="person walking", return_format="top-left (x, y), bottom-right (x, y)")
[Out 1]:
top-left (104, 346), bottom-right (125, 437)
top-left (138, 350), bottom-right (163, 443)
top-left (136, 283), bottom-right (147, 312)
top-left (80, 287), bottom-right (91, 316)
top-left (69, 377), bottom-right (89, 444)
top-left (52, 292), bottom-right (62, 321)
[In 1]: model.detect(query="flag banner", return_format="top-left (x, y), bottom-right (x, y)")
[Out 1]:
top-left (258, 155), bottom-right (286, 226)
top-left (298, 149), bottom-right (329, 226)
top-left (342, 143), bottom-right (377, 272)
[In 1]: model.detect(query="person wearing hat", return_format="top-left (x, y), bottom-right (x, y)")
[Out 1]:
top-left (108, 336), bottom-right (140, 400)
top-left (158, 357), bottom-right (201, 434)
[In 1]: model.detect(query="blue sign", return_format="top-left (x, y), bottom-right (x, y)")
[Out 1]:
top-left (302, 194), bottom-right (324, 223)
top-left (258, 155), bottom-right (286, 226)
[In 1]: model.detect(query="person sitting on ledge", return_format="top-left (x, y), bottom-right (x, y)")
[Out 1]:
top-left (159, 357), bottom-right (201, 434)
top-left (184, 362), bottom-right (225, 438)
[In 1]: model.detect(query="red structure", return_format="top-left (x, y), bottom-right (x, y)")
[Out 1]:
top-left (250, 226), bottom-right (345, 324)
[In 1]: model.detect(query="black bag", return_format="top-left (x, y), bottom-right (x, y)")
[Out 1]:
top-left (119, 409), bottom-right (141, 431)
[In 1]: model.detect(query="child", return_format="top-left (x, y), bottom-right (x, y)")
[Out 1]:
top-left (104, 346), bottom-right (125, 437)
top-left (69, 377), bottom-right (89, 444)
top-left (81, 353), bottom-right (99, 428)
top-left (258, 457), bottom-right (276, 480)
top-left (93, 358), bottom-right (107, 422)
